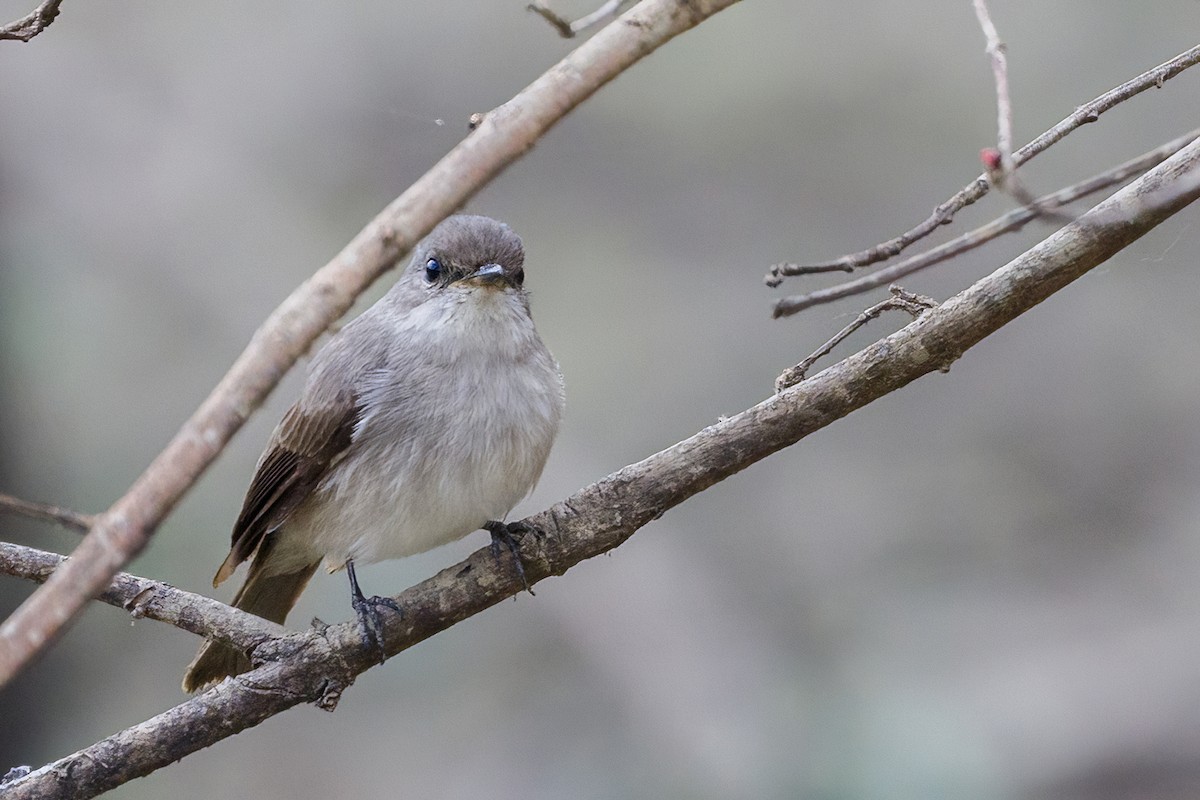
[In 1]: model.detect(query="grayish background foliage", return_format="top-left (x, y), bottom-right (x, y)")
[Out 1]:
top-left (2, 2), bottom-right (1199, 798)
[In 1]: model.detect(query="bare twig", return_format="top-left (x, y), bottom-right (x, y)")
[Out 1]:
top-left (0, 0), bottom-right (744, 690)
top-left (0, 0), bottom-right (63, 42)
top-left (972, 0), bottom-right (1014, 175)
top-left (775, 287), bottom-right (937, 390)
top-left (972, 0), bottom-right (1073, 223)
top-left (7, 131), bottom-right (1200, 800)
top-left (764, 42), bottom-right (1200, 285)
top-left (0, 541), bottom-right (288, 650)
top-left (771, 128), bottom-right (1200, 316)
top-left (0, 492), bottom-right (93, 532)
top-left (528, 0), bottom-right (628, 38)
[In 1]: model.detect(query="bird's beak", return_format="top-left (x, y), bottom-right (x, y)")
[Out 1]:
top-left (460, 263), bottom-right (516, 288)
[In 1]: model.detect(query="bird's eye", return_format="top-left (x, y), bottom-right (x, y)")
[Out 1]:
top-left (512, 266), bottom-right (525, 286)
top-left (424, 257), bottom-right (442, 283)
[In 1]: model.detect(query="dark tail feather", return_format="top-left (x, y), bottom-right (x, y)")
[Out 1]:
top-left (181, 551), bottom-right (319, 693)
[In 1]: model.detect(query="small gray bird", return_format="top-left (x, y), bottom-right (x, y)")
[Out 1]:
top-left (183, 215), bottom-right (564, 692)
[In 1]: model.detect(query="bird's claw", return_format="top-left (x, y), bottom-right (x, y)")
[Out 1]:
top-left (484, 520), bottom-right (538, 595)
top-left (351, 593), bottom-right (402, 664)
top-left (346, 560), bottom-right (401, 664)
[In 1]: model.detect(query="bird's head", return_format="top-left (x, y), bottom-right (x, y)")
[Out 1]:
top-left (410, 215), bottom-right (526, 296)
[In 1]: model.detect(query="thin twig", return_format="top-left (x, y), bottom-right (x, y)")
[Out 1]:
top-left (0, 0), bottom-right (745, 690)
top-left (8, 133), bottom-right (1200, 800)
top-left (764, 42), bottom-right (1200, 285)
top-left (775, 287), bottom-right (937, 390)
top-left (772, 128), bottom-right (1200, 317)
top-left (972, 0), bottom-right (1073, 223)
top-left (527, 0), bottom-right (628, 38)
top-left (0, 492), bottom-right (93, 532)
top-left (0, 0), bottom-right (63, 42)
top-left (972, 0), bottom-right (1014, 174)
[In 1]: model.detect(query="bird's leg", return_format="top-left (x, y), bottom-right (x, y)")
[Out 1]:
top-left (346, 560), bottom-right (402, 664)
top-left (484, 520), bottom-right (539, 596)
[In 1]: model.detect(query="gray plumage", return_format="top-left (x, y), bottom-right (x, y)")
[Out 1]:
top-left (183, 215), bottom-right (564, 691)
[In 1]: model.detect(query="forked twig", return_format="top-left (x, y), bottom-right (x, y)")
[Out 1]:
top-left (764, 42), bottom-right (1200, 285)
top-left (973, 0), bottom-right (1014, 175)
top-left (972, 0), bottom-right (1073, 223)
top-left (771, 128), bottom-right (1200, 317)
top-left (775, 287), bottom-right (938, 391)
top-left (528, 0), bottom-right (628, 38)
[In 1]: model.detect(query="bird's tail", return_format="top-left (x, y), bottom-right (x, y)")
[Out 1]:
top-left (181, 543), bottom-right (319, 693)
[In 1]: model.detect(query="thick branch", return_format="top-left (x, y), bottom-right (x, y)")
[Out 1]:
top-left (7, 124), bottom-right (1199, 800)
top-left (0, 0), bottom-right (743, 689)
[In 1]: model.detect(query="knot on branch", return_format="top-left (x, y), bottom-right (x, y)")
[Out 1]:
top-left (241, 628), bottom-right (358, 711)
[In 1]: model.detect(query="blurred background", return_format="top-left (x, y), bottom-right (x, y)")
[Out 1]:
top-left (2, 1), bottom-right (1199, 798)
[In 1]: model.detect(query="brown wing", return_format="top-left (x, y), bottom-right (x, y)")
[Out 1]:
top-left (213, 393), bottom-right (360, 586)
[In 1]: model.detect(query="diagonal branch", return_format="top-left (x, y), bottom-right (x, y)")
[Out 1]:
top-left (6, 125), bottom-right (1199, 800)
top-left (0, 0), bottom-right (744, 690)
top-left (0, 541), bottom-right (287, 650)
top-left (764, 42), bottom-right (1200, 285)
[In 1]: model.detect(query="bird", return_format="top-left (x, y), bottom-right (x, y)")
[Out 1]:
top-left (183, 215), bottom-right (565, 692)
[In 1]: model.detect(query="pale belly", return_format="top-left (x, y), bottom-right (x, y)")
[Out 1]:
top-left (267, 369), bottom-right (560, 574)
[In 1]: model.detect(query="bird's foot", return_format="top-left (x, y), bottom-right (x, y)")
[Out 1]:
top-left (484, 520), bottom-right (539, 596)
top-left (346, 561), bottom-right (401, 664)
top-left (351, 594), bottom-right (402, 664)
